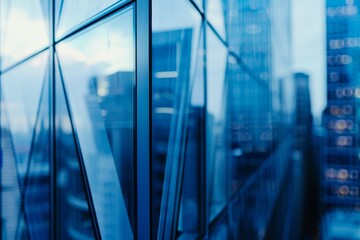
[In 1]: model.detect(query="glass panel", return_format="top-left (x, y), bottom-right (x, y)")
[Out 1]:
top-left (56, 6), bottom-right (134, 239)
top-left (55, 69), bottom-right (95, 239)
top-left (152, 0), bottom-right (202, 238)
top-left (192, 0), bottom-right (203, 11)
top-left (55, 0), bottom-right (128, 38)
top-left (1, 52), bottom-right (48, 187)
top-left (206, 28), bottom-right (229, 221)
top-left (24, 77), bottom-right (50, 239)
top-left (0, 0), bottom-right (49, 69)
top-left (206, 0), bottom-right (226, 39)
top-left (0, 112), bottom-right (21, 240)
top-left (0, 52), bottom-right (50, 238)
top-left (177, 26), bottom-right (205, 238)
top-left (210, 221), bottom-right (228, 240)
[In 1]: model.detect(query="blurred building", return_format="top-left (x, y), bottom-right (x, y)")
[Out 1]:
top-left (294, 73), bottom-right (313, 151)
top-left (321, 0), bottom-right (360, 238)
top-left (323, 0), bottom-right (360, 209)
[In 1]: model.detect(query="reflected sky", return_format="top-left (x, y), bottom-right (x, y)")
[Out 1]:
top-left (207, 0), bottom-right (226, 39)
top-left (56, 7), bottom-right (134, 239)
top-left (1, 52), bottom-right (48, 177)
top-left (292, 0), bottom-right (326, 120)
top-left (56, 0), bottom-right (127, 38)
top-left (0, 0), bottom-right (49, 70)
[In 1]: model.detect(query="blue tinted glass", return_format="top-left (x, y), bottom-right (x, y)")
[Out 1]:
top-left (206, 0), bottom-right (226, 39)
top-left (177, 25), bottom-right (205, 238)
top-left (152, 0), bottom-right (202, 238)
top-left (1, 52), bottom-right (48, 183)
top-left (193, 0), bottom-right (203, 11)
top-left (0, 0), bottom-right (49, 69)
top-left (56, 6), bottom-right (134, 239)
top-left (210, 222), bottom-right (228, 240)
top-left (55, 0), bottom-right (128, 38)
top-left (0, 52), bottom-right (50, 238)
top-left (206, 27), bottom-right (229, 221)
top-left (55, 65), bottom-right (95, 239)
top-left (24, 76), bottom-right (50, 239)
top-left (225, 0), bottom-right (271, 70)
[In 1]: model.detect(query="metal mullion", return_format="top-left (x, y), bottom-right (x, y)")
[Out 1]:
top-left (136, 0), bottom-right (151, 239)
top-left (189, 0), bottom-right (205, 16)
top-left (50, 0), bottom-right (56, 238)
top-left (203, 0), bottom-right (209, 236)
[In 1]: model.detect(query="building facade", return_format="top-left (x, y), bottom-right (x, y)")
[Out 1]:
top-left (323, 0), bottom-right (360, 209)
top-left (0, 0), bottom-right (295, 239)
top-left (321, 0), bottom-right (360, 238)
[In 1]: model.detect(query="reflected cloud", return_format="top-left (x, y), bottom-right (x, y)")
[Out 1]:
top-left (1, 1), bottom-right (48, 69)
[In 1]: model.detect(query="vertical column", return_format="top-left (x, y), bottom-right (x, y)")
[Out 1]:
top-left (136, 0), bottom-right (151, 239)
top-left (49, 0), bottom-right (55, 238)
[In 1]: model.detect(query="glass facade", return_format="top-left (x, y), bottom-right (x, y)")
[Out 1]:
top-left (151, 0), bottom-right (293, 239)
top-left (0, 1), bottom-right (134, 239)
top-left (2, 0), bottom-right (352, 239)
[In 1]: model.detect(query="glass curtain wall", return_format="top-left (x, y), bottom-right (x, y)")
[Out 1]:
top-left (0, 0), bottom-right (135, 239)
top-left (151, 0), bottom-right (293, 239)
top-left (0, 0), bottom-right (294, 239)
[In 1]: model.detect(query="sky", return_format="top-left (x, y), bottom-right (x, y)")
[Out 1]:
top-left (292, 0), bottom-right (326, 122)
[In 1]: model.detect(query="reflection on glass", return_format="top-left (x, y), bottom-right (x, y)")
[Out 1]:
top-left (210, 222), bottom-right (228, 240)
top-left (206, 0), bottom-right (226, 39)
top-left (0, 52), bottom-right (50, 238)
top-left (226, 0), bottom-right (271, 72)
top-left (24, 77), bottom-right (50, 239)
top-left (177, 26), bottom-right (205, 238)
top-left (193, 0), bottom-right (203, 10)
top-left (152, 0), bottom-right (202, 239)
top-left (0, 0), bottom-right (49, 69)
top-left (55, 0), bottom-right (127, 38)
top-left (55, 73), bottom-right (95, 239)
top-left (56, 6), bottom-right (134, 239)
top-left (206, 27), bottom-right (229, 221)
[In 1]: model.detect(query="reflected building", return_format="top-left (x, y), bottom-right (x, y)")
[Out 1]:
top-left (294, 73), bottom-right (313, 151)
top-left (56, 70), bottom-right (135, 239)
top-left (88, 71), bottom-right (135, 228)
top-left (151, 28), bottom-right (194, 239)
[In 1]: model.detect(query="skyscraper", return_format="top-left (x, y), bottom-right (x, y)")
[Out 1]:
top-left (322, 0), bottom-right (360, 226)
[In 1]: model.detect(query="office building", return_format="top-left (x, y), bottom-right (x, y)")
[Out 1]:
top-left (323, 0), bottom-right (360, 209)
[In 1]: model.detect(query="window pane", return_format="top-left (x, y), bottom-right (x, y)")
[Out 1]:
top-left (55, 0), bottom-right (128, 38)
top-left (177, 25), bottom-right (205, 238)
top-left (55, 67), bottom-right (95, 239)
top-left (56, 6), bottom-right (135, 239)
top-left (0, 0), bottom-right (49, 69)
top-left (0, 52), bottom-right (50, 238)
top-left (152, 0), bottom-right (202, 238)
top-left (206, 28), bottom-right (229, 221)
top-left (193, 0), bottom-right (203, 11)
top-left (206, 0), bottom-right (226, 39)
